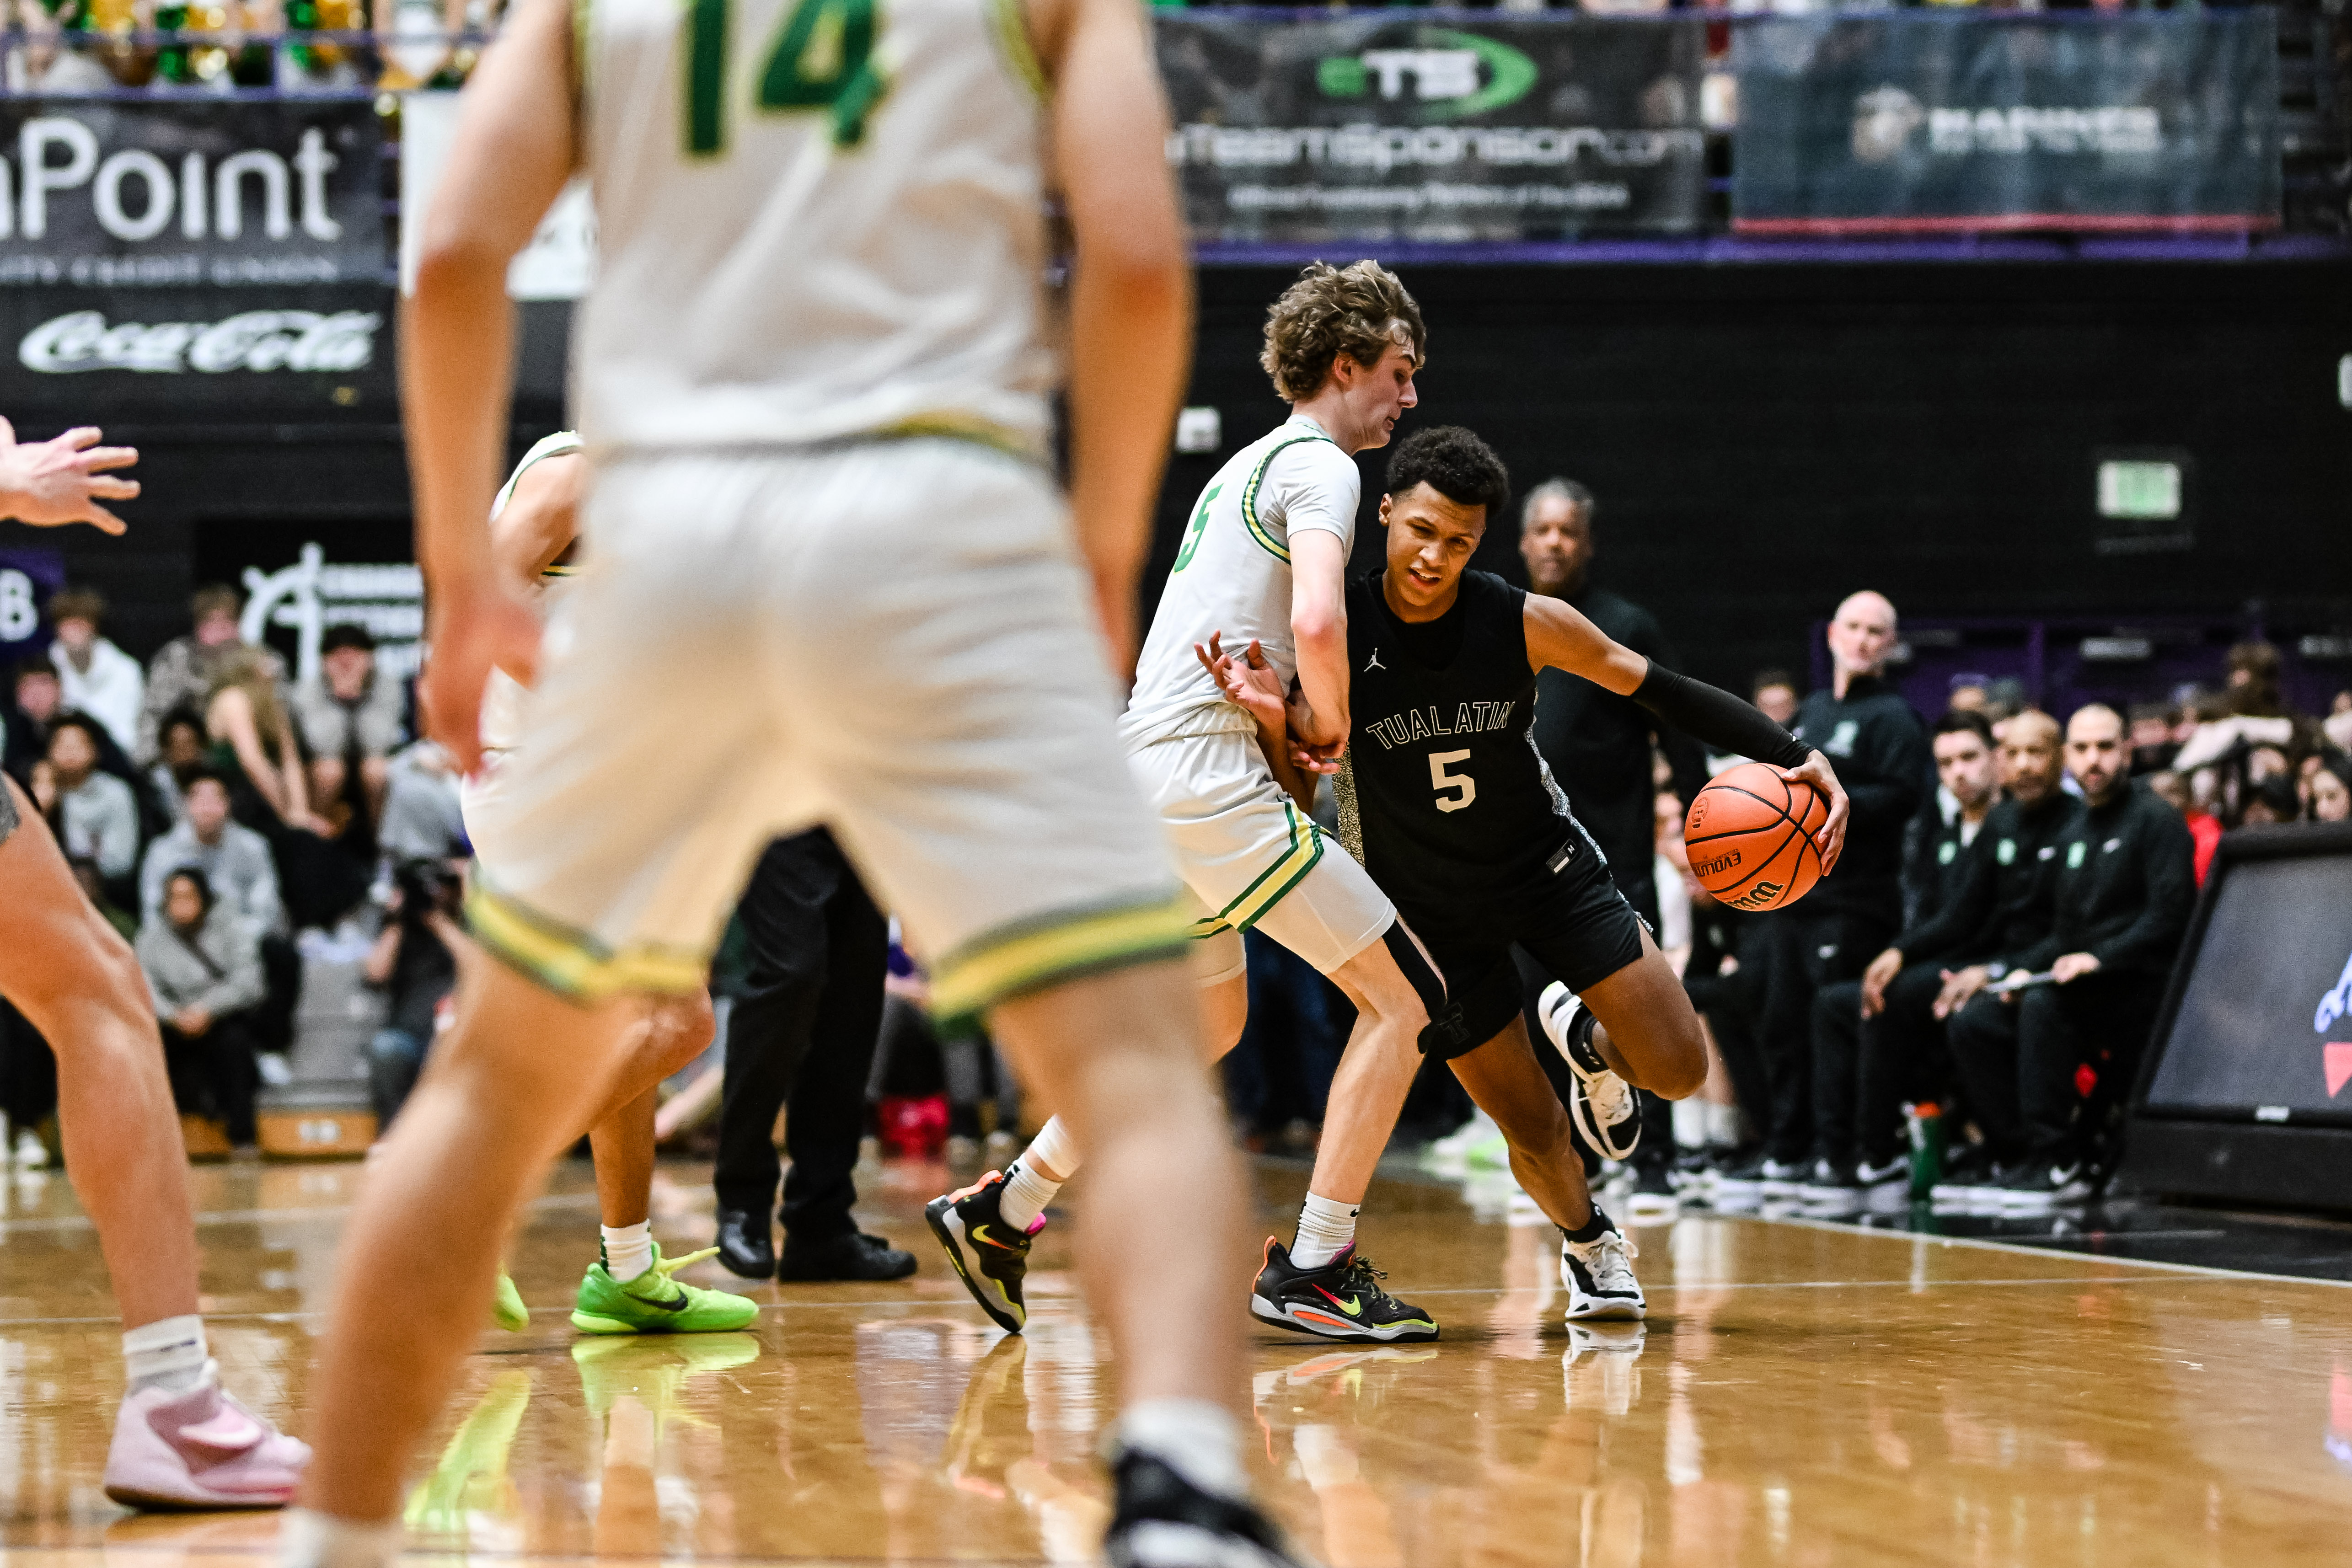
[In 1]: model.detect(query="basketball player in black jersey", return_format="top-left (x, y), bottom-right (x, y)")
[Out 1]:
top-left (1205, 427), bottom-right (1848, 1318)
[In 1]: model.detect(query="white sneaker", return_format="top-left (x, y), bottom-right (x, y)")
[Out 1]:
top-left (1561, 1218), bottom-right (1645, 1321)
top-left (1538, 982), bottom-right (1640, 1161)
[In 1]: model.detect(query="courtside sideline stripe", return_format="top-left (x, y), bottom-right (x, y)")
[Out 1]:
top-left (1747, 1211), bottom-right (2352, 1291)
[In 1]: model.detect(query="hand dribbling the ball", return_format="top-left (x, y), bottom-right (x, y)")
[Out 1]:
top-left (1780, 749), bottom-right (1849, 874)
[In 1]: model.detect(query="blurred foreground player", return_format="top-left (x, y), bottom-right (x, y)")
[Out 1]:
top-left (469, 431), bottom-right (757, 1335)
top-left (0, 420), bottom-right (309, 1508)
top-left (286, 0), bottom-right (1293, 1563)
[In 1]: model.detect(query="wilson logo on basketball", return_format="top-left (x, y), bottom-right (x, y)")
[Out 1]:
top-left (1691, 848), bottom-right (1741, 878)
top-left (1729, 880), bottom-right (1785, 910)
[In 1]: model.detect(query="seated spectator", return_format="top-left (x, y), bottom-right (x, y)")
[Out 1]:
top-left (1945, 675), bottom-right (1991, 715)
top-left (1809, 710), bottom-right (2015, 1198)
top-left (149, 706), bottom-right (209, 825)
top-left (45, 715), bottom-right (139, 888)
top-left (363, 860), bottom-right (462, 1129)
top-left (2326, 691), bottom-right (2352, 756)
top-left (2310, 759), bottom-right (2351, 824)
top-left (2127, 702), bottom-right (2177, 776)
top-left (2239, 775), bottom-right (2302, 827)
top-left (139, 583), bottom-right (287, 765)
top-left (140, 771), bottom-right (284, 936)
top-left (205, 648), bottom-right (318, 832)
top-left (1945, 704), bottom-right (2195, 1207)
top-left (379, 739), bottom-right (468, 862)
top-left (2225, 640), bottom-right (2292, 718)
top-left (1750, 668), bottom-right (1799, 729)
top-left (2145, 770), bottom-right (2222, 883)
top-left (136, 869), bottom-right (268, 1148)
top-left (292, 624), bottom-right (407, 835)
top-left (3, 658), bottom-right (64, 782)
top-left (46, 587), bottom-right (143, 756)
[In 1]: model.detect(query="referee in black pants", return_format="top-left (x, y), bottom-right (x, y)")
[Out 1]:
top-left (713, 828), bottom-right (916, 1282)
top-left (1717, 591), bottom-right (1927, 1198)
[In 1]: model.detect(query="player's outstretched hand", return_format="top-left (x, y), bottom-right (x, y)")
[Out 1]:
top-left (0, 417), bottom-right (139, 534)
top-left (1782, 749), bottom-right (1849, 874)
top-left (1196, 631), bottom-right (1286, 732)
top-left (422, 586), bottom-right (541, 776)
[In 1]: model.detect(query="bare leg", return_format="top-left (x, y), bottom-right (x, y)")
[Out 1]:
top-left (0, 778), bottom-right (198, 1330)
top-left (586, 994), bottom-right (715, 1229)
top-left (1578, 927), bottom-right (1709, 1102)
top-left (989, 959), bottom-right (1241, 1412)
top-left (301, 956), bottom-right (641, 1523)
top-left (1299, 936), bottom-right (1430, 1208)
top-left (1449, 1019), bottom-right (1593, 1233)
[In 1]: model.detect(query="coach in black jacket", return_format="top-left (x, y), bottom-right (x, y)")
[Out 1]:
top-left (1947, 704), bottom-right (2195, 1200)
top-left (1724, 592), bottom-right (1928, 1186)
top-left (1805, 708), bottom-right (2012, 1188)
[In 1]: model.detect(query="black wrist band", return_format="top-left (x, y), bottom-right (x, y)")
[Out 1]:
top-left (1632, 663), bottom-right (1812, 771)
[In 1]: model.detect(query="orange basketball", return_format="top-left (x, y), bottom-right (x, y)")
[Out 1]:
top-left (1682, 762), bottom-right (1829, 912)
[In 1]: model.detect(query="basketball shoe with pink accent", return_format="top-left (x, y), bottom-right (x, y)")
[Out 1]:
top-left (103, 1362), bottom-right (310, 1509)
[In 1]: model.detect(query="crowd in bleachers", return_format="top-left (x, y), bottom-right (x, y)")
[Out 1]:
top-left (1, 582), bottom-right (466, 1158)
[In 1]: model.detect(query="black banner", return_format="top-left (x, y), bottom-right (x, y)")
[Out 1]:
top-left (0, 96), bottom-right (384, 286)
top-left (1157, 13), bottom-right (1706, 244)
top-left (0, 284), bottom-right (393, 418)
top-left (1732, 13), bottom-right (2280, 234)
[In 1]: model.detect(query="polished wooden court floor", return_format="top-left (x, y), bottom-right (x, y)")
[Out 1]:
top-left (1, 1152), bottom-right (2348, 1567)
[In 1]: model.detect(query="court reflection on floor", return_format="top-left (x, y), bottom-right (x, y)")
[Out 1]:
top-left (4, 1161), bottom-right (2352, 1565)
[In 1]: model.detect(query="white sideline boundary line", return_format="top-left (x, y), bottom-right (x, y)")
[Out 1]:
top-left (1745, 1209), bottom-right (2352, 1291)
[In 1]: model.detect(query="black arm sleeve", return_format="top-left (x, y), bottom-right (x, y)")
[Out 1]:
top-left (1633, 664), bottom-right (1811, 771)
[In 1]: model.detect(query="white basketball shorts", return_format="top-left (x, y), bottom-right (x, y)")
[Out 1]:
top-left (1126, 726), bottom-right (1395, 987)
top-left (461, 439), bottom-right (1188, 1032)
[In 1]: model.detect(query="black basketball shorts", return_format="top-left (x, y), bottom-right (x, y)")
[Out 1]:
top-left (1403, 844), bottom-right (1647, 1060)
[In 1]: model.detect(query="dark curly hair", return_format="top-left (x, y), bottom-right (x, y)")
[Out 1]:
top-left (1384, 426), bottom-right (1510, 518)
top-left (1259, 261), bottom-right (1425, 403)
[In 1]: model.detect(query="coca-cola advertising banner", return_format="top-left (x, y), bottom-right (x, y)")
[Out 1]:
top-left (1732, 13), bottom-right (2281, 234)
top-left (0, 284), bottom-right (392, 417)
top-left (0, 96), bottom-right (383, 287)
top-left (1157, 13), bottom-right (1707, 244)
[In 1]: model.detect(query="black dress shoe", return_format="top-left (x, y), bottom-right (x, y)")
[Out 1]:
top-left (777, 1231), bottom-right (917, 1283)
top-left (715, 1209), bottom-right (776, 1278)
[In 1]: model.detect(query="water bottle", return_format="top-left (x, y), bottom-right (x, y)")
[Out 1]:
top-left (1906, 1101), bottom-right (1944, 1200)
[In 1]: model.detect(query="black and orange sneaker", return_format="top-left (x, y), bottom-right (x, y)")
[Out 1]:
top-left (926, 1169), bottom-right (1042, 1333)
top-left (1248, 1240), bottom-right (1438, 1344)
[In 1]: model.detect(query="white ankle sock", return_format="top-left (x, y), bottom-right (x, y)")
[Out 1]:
top-left (278, 1509), bottom-right (402, 1568)
top-left (997, 1116), bottom-right (1082, 1231)
top-left (1110, 1398), bottom-right (1248, 1500)
top-left (1290, 1193), bottom-right (1358, 1268)
top-left (601, 1221), bottom-right (655, 1282)
top-left (122, 1314), bottom-right (209, 1394)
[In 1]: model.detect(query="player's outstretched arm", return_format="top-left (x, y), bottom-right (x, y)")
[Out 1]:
top-left (1287, 529), bottom-right (1351, 754)
top-left (1195, 634), bottom-right (1323, 813)
top-left (0, 417), bottom-right (139, 534)
top-left (1033, 0), bottom-right (1191, 674)
top-left (1524, 595), bottom-right (1849, 870)
top-left (490, 452), bottom-right (582, 591)
top-left (403, 0), bottom-right (577, 771)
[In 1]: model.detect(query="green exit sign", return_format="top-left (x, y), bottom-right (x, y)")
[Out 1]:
top-left (2097, 460), bottom-right (2181, 520)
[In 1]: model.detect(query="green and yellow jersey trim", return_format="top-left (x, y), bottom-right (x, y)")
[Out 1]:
top-left (873, 412), bottom-right (1049, 465)
top-left (929, 891), bottom-right (1192, 1033)
top-left (1239, 433), bottom-right (1333, 565)
top-left (984, 0), bottom-right (1049, 104)
top-left (1191, 800), bottom-right (1325, 938)
top-left (466, 878), bottom-right (708, 1000)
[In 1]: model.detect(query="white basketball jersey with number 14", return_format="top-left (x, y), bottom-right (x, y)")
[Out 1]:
top-left (572, 0), bottom-right (1059, 459)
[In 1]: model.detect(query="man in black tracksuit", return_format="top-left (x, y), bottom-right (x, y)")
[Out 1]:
top-left (1945, 704), bottom-right (2195, 1204)
top-left (1719, 591), bottom-right (1927, 1196)
top-left (1802, 708), bottom-right (2008, 1196)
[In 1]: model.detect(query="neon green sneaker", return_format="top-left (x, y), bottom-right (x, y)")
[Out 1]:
top-left (490, 1270), bottom-right (530, 1333)
top-left (570, 1243), bottom-right (761, 1335)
